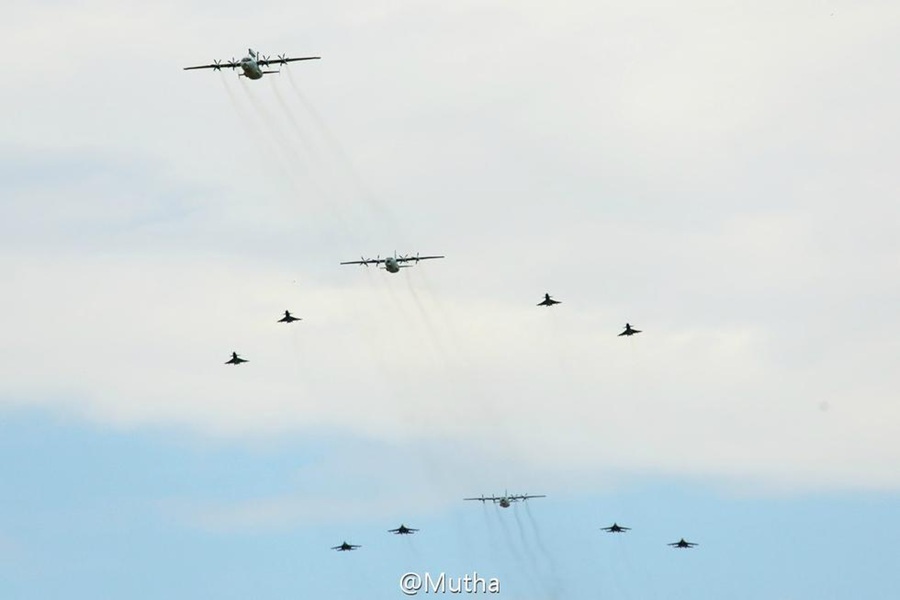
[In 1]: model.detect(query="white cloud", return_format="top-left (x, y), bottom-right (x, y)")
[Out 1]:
top-left (2, 0), bottom-right (900, 494)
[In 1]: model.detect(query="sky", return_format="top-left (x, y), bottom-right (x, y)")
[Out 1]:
top-left (2, 0), bottom-right (900, 597)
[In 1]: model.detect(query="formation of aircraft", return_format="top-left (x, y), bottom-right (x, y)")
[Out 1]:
top-left (464, 492), bottom-right (546, 508)
top-left (184, 48), bottom-right (320, 80)
top-left (537, 293), bottom-right (561, 306)
top-left (225, 352), bottom-right (247, 365)
top-left (388, 524), bottom-right (419, 535)
top-left (187, 46), bottom-right (694, 565)
top-left (278, 310), bottom-right (301, 323)
top-left (340, 252), bottom-right (445, 274)
top-left (618, 323), bottom-right (642, 336)
top-left (332, 541), bottom-right (361, 551)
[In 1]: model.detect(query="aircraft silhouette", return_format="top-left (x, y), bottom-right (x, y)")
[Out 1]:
top-left (668, 538), bottom-right (698, 548)
top-left (618, 323), bottom-right (641, 336)
top-left (225, 352), bottom-right (248, 365)
top-left (331, 541), bottom-right (361, 551)
top-left (278, 310), bottom-right (301, 323)
top-left (537, 293), bottom-right (561, 307)
top-left (388, 524), bottom-right (419, 535)
top-left (600, 523), bottom-right (631, 533)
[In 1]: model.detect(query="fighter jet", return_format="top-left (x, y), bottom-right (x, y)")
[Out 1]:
top-left (600, 523), bottom-right (631, 533)
top-left (225, 352), bottom-right (248, 365)
top-left (331, 541), bottom-right (361, 551)
top-left (668, 538), bottom-right (698, 548)
top-left (278, 310), bottom-right (301, 323)
top-left (618, 323), bottom-right (641, 336)
top-left (537, 293), bottom-right (561, 307)
top-left (388, 524), bottom-right (419, 535)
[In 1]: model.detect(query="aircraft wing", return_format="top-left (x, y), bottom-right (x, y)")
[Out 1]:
top-left (464, 496), bottom-right (499, 502)
top-left (258, 56), bottom-right (321, 67)
top-left (396, 255), bottom-right (445, 263)
top-left (340, 258), bottom-right (385, 266)
top-left (183, 60), bottom-right (240, 71)
top-left (513, 494), bottom-right (546, 500)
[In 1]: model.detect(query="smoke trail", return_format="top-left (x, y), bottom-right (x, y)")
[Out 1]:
top-left (511, 503), bottom-right (550, 593)
top-left (489, 504), bottom-right (542, 592)
top-left (524, 501), bottom-right (565, 597)
top-left (238, 78), bottom-right (363, 248)
top-left (284, 69), bottom-right (404, 241)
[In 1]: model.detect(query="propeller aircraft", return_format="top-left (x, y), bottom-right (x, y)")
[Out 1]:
top-left (340, 252), bottom-right (444, 274)
top-left (464, 491), bottom-right (546, 508)
top-left (184, 48), bottom-right (320, 80)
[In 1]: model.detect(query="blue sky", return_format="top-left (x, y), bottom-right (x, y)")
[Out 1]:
top-left (3, 0), bottom-right (900, 597)
top-left (1, 412), bottom-right (899, 599)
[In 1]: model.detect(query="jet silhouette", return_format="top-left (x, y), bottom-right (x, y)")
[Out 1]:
top-left (668, 538), bottom-right (698, 548)
top-left (225, 352), bottom-right (248, 365)
top-left (537, 293), bottom-right (561, 307)
top-left (618, 323), bottom-right (641, 336)
top-left (331, 541), bottom-right (361, 551)
top-left (278, 310), bottom-right (301, 323)
top-left (600, 523), bottom-right (631, 533)
top-left (388, 524), bottom-right (419, 535)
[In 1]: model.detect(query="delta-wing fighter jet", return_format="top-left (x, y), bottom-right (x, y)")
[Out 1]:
top-left (184, 48), bottom-right (320, 79)
top-left (278, 310), bottom-right (301, 323)
top-left (225, 352), bottom-right (248, 365)
top-left (537, 293), bottom-right (561, 306)
top-left (618, 323), bottom-right (641, 336)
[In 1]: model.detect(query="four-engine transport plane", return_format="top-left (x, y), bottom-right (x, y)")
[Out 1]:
top-left (618, 323), bottom-right (642, 336)
top-left (225, 352), bottom-right (248, 365)
top-left (537, 293), bottom-right (561, 306)
top-left (388, 524), bottom-right (419, 535)
top-left (340, 252), bottom-right (445, 274)
top-left (464, 492), bottom-right (546, 508)
top-left (332, 541), bottom-right (361, 551)
top-left (278, 310), bottom-right (301, 323)
top-left (601, 523), bottom-right (631, 533)
top-left (668, 538), bottom-right (698, 548)
top-left (184, 48), bottom-right (320, 80)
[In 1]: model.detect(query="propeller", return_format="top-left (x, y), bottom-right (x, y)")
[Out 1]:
top-left (413, 252), bottom-right (421, 264)
top-left (359, 256), bottom-right (369, 267)
top-left (261, 54), bottom-right (271, 64)
top-left (277, 53), bottom-right (288, 65)
top-left (230, 57), bottom-right (237, 69)
top-left (212, 59), bottom-right (223, 71)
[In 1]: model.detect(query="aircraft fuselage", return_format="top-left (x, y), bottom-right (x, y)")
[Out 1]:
top-left (384, 257), bottom-right (400, 273)
top-left (240, 58), bottom-right (264, 79)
